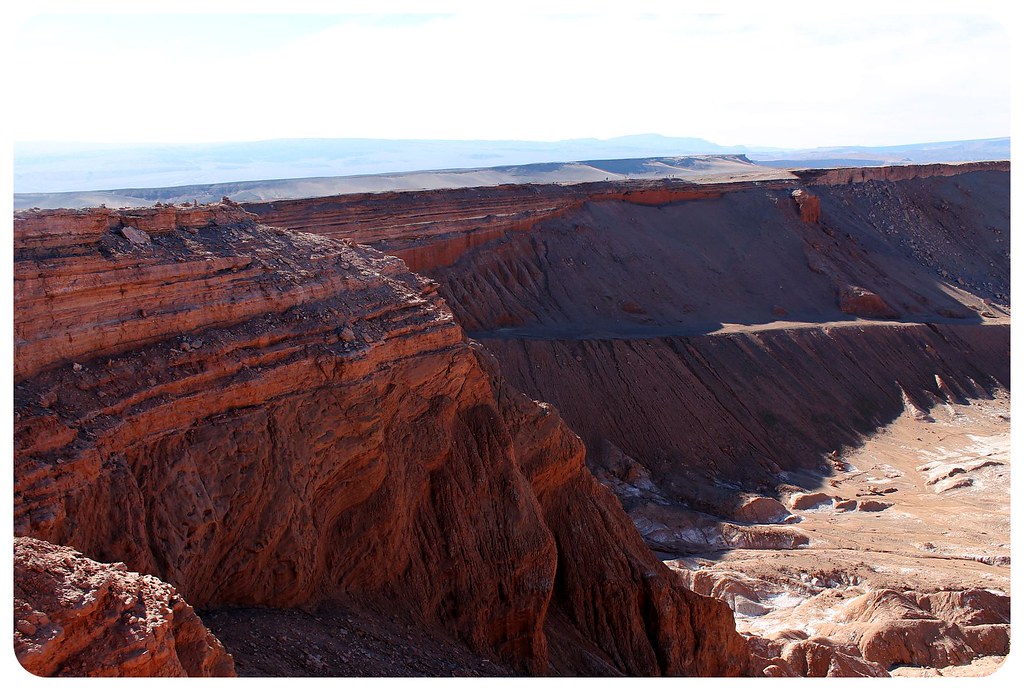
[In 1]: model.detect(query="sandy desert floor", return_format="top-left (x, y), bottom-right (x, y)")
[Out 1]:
top-left (667, 390), bottom-right (1010, 676)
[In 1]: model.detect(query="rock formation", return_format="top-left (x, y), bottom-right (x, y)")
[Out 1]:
top-left (790, 189), bottom-right (821, 223)
top-left (239, 161), bottom-right (1009, 676)
top-left (13, 203), bottom-right (749, 676)
top-left (13, 160), bottom-right (1010, 677)
top-left (837, 286), bottom-right (898, 319)
top-left (815, 588), bottom-right (1010, 669)
top-left (14, 536), bottom-right (234, 677)
top-left (792, 160), bottom-right (1008, 186)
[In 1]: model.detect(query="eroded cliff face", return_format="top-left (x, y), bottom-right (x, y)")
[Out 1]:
top-left (242, 162), bottom-right (1010, 676)
top-left (478, 351), bottom-right (748, 675)
top-left (243, 178), bottom-right (795, 274)
top-left (13, 204), bottom-right (749, 676)
top-left (419, 168), bottom-right (1009, 500)
top-left (793, 160), bottom-right (1008, 186)
top-left (14, 161), bottom-right (1010, 677)
top-left (15, 536), bottom-right (235, 677)
top-left (482, 322), bottom-right (1008, 518)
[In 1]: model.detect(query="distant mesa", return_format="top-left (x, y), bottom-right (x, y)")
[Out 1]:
top-left (13, 135), bottom-right (1009, 209)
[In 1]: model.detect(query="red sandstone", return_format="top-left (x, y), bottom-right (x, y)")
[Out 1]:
top-left (13, 203), bottom-right (749, 676)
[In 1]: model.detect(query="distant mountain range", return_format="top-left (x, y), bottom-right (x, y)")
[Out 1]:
top-left (14, 135), bottom-right (1008, 198)
top-left (750, 137), bottom-right (1012, 168)
top-left (15, 154), bottom-right (794, 210)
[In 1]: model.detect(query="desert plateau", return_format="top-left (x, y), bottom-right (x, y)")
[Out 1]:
top-left (12, 152), bottom-right (1010, 678)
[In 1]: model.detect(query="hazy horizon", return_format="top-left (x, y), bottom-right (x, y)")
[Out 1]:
top-left (13, 135), bottom-right (1010, 204)
top-left (13, 132), bottom-right (1012, 150)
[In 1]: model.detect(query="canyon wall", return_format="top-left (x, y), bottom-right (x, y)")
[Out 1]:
top-left (14, 161), bottom-right (1009, 677)
top-left (13, 204), bottom-right (749, 676)
top-left (432, 168), bottom-right (1008, 333)
top-left (243, 178), bottom-right (795, 274)
top-left (445, 168), bottom-right (1009, 507)
top-left (793, 160), bottom-right (1009, 186)
top-left (482, 323), bottom-right (1007, 516)
top-left (245, 161), bottom-right (1009, 544)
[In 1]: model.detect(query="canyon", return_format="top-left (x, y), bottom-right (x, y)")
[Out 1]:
top-left (13, 159), bottom-right (1009, 677)
top-left (13, 200), bottom-right (747, 677)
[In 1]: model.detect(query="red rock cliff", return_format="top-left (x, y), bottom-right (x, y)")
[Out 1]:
top-left (243, 162), bottom-right (1009, 282)
top-left (793, 160), bottom-right (1008, 186)
top-left (243, 178), bottom-right (791, 274)
top-left (13, 204), bottom-right (750, 676)
top-left (15, 536), bottom-right (235, 677)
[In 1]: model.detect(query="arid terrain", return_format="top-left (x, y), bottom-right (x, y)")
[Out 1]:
top-left (13, 158), bottom-right (1009, 677)
top-left (15, 135), bottom-right (1008, 207)
top-left (673, 393), bottom-right (1010, 676)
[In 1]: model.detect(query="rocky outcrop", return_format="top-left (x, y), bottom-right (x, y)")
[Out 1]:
top-left (788, 493), bottom-right (837, 511)
top-left (793, 161), bottom-right (1008, 187)
top-left (14, 203), bottom-right (270, 381)
top-left (790, 189), bottom-right (821, 223)
top-left (243, 178), bottom-right (793, 274)
top-left (732, 496), bottom-right (792, 524)
top-left (748, 633), bottom-right (889, 677)
top-left (815, 589), bottom-right (1010, 669)
top-left (837, 286), bottom-right (899, 319)
top-left (13, 204), bottom-right (749, 676)
top-left (14, 536), bottom-right (234, 677)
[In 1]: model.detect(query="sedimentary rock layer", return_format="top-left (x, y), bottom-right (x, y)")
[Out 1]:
top-left (243, 162), bottom-right (1008, 283)
top-left (239, 162), bottom-right (1009, 676)
top-left (13, 204), bottom-right (748, 676)
top-left (243, 178), bottom-right (799, 274)
top-left (793, 161), bottom-right (1008, 186)
top-left (15, 536), bottom-right (235, 677)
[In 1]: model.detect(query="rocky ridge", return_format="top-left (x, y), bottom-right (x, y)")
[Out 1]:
top-left (13, 203), bottom-right (749, 676)
top-left (792, 160), bottom-right (1007, 186)
top-left (240, 162), bottom-right (1010, 676)
top-left (15, 536), bottom-right (234, 677)
top-left (243, 177), bottom-right (800, 274)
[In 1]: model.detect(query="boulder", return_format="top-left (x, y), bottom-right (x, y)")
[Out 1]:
top-left (14, 537), bottom-right (234, 677)
top-left (788, 492), bottom-right (836, 511)
top-left (732, 495), bottom-right (792, 524)
top-left (838, 286), bottom-right (899, 319)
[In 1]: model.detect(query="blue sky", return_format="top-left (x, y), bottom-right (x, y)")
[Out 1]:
top-left (9, 2), bottom-right (1013, 148)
